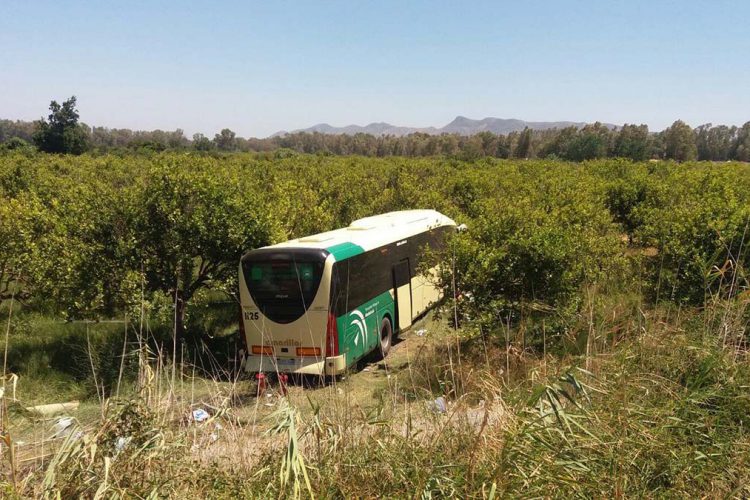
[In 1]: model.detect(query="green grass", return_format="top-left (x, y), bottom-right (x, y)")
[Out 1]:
top-left (3, 314), bottom-right (128, 404)
top-left (2, 295), bottom-right (239, 406)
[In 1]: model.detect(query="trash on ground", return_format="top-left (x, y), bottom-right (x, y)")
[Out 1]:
top-left (416, 329), bottom-right (427, 336)
top-left (51, 416), bottom-right (76, 437)
top-left (428, 396), bottom-right (447, 413)
top-left (115, 436), bottom-right (132, 455)
top-left (192, 408), bottom-right (210, 422)
top-left (363, 367), bottom-right (371, 372)
top-left (210, 423), bottom-right (223, 443)
top-left (0, 374), bottom-right (18, 400)
top-left (28, 401), bottom-right (80, 416)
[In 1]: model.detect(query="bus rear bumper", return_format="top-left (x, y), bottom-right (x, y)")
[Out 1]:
top-left (243, 354), bottom-right (347, 376)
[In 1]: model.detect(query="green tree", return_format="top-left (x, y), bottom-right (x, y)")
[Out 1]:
top-left (696, 124), bottom-right (735, 161)
top-left (192, 133), bottom-right (215, 151)
top-left (514, 127), bottom-right (533, 159)
top-left (0, 193), bottom-right (48, 302)
top-left (495, 135), bottom-right (511, 158)
top-left (564, 123), bottom-right (612, 161)
top-left (214, 128), bottom-right (238, 151)
top-left (731, 122), bottom-right (750, 161)
top-left (33, 96), bottom-right (89, 154)
top-left (539, 126), bottom-right (576, 159)
top-left (612, 124), bottom-right (650, 161)
top-left (0, 137), bottom-right (33, 152)
top-left (0, 119), bottom-right (35, 144)
top-left (664, 120), bottom-right (697, 161)
top-left (133, 159), bottom-right (278, 342)
top-left (637, 166), bottom-right (750, 304)
top-left (603, 166), bottom-right (662, 244)
top-left (445, 163), bottom-right (621, 332)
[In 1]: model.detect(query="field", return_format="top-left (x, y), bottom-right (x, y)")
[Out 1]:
top-left (1, 151), bottom-right (749, 497)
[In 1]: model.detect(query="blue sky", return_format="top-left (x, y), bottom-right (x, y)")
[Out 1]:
top-left (2, 0), bottom-right (748, 137)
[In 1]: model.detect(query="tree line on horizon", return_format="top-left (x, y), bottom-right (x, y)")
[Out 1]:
top-left (1, 96), bottom-right (749, 162)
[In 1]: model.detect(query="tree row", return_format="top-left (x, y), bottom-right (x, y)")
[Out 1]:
top-left (1, 97), bottom-right (748, 162)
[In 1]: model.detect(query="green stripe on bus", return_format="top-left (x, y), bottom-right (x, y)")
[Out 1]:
top-left (326, 242), bottom-right (364, 261)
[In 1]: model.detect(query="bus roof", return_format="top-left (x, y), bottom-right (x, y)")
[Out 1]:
top-left (257, 209), bottom-right (456, 261)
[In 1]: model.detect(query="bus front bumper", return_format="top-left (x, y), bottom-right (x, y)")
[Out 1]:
top-left (244, 354), bottom-right (347, 376)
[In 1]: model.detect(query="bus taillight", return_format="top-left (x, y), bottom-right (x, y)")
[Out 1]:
top-left (251, 345), bottom-right (274, 356)
top-left (296, 347), bottom-right (322, 357)
top-left (325, 312), bottom-right (339, 357)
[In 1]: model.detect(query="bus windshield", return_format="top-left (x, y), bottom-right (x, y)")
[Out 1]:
top-left (242, 259), bottom-right (324, 324)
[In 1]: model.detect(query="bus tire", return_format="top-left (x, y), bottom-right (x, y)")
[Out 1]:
top-left (377, 316), bottom-right (393, 360)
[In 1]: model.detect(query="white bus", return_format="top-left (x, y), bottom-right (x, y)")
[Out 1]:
top-left (238, 209), bottom-right (455, 376)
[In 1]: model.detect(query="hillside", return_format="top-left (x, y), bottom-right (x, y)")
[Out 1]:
top-left (271, 115), bottom-right (614, 137)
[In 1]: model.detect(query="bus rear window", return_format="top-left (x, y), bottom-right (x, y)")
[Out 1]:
top-left (242, 260), bottom-right (324, 324)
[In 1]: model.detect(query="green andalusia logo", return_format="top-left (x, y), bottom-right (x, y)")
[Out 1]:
top-left (349, 310), bottom-right (368, 346)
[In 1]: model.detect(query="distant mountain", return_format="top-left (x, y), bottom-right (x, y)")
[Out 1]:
top-left (440, 116), bottom-right (594, 135)
top-left (270, 122), bottom-right (436, 137)
top-left (271, 116), bottom-right (613, 138)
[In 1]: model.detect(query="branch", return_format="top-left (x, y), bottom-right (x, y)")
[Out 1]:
top-left (197, 256), bottom-right (208, 278)
top-left (186, 259), bottom-right (227, 298)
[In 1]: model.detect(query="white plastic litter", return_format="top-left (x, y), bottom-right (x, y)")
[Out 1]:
top-left (429, 397), bottom-right (447, 413)
top-left (210, 423), bottom-right (223, 443)
top-left (115, 436), bottom-right (132, 455)
top-left (51, 417), bottom-right (75, 438)
top-left (192, 408), bottom-right (210, 422)
top-left (416, 329), bottom-right (427, 337)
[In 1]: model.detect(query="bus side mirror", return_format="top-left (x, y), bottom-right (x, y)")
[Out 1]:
top-left (456, 223), bottom-right (468, 233)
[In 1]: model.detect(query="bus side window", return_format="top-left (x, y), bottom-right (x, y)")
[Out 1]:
top-left (348, 249), bottom-right (392, 309)
top-left (347, 253), bottom-right (370, 308)
top-left (331, 261), bottom-right (349, 316)
top-left (410, 230), bottom-right (432, 272)
top-left (408, 226), bottom-right (450, 276)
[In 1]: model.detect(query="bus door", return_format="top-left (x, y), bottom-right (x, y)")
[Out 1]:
top-left (392, 258), bottom-right (412, 331)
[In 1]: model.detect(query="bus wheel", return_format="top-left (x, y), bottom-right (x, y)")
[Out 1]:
top-left (377, 317), bottom-right (393, 359)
